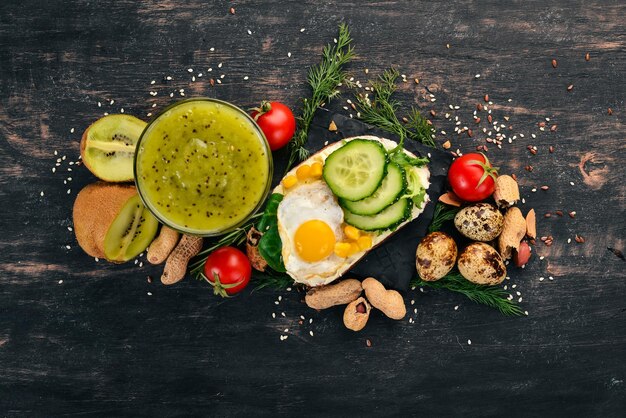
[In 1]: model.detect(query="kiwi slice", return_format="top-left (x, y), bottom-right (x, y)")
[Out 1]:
top-left (80, 114), bottom-right (146, 182)
top-left (104, 195), bottom-right (159, 262)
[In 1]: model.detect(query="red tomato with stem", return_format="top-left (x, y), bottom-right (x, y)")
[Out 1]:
top-left (203, 247), bottom-right (252, 297)
top-left (447, 153), bottom-right (499, 202)
top-left (250, 101), bottom-right (296, 151)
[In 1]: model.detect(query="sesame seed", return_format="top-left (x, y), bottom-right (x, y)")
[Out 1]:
top-left (187, 68), bottom-right (193, 73)
top-left (97, 102), bottom-right (102, 107)
top-left (243, 76), bottom-right (249, 80)
top-left (281, 312), bottom-right (286, 317)
top-left (300, 28), bottom-right (305, 32)
top-left (40, 191), bottom-right (44, 196)
top-left (288, 52), bottom-right (291, 58)
top-left (247, 29), bottom-right (252, 35)
top-left (150, 80), bottom-right (155, 84)
top-left (286, 287), bottom-right (292, 292)
top-left (549, 276), bottom-right (554, 280)
top-left (166, 76), bottom-right (173, 80)
top-left (309, 318), bottom-right (313, 324)
top-left (94, 257), bottom-right (99, 262)
top-left (467, 339), bottom-right (472, 345)
top-left (524, 311), bottom-right (529, 316)
top-left (58, 280), bottom-right (63, 284)
top-left (410, 299), bottom-right (415, 305)
top-left (210, 47), bottom-right (215, 52)
top-left (120, 108), bottom-right (124, 113)
top-left (68, 226), bottom-right (73, 231)
top-left (65, 245), bottom-right (71, 250)
top-left (309, 331), bottom-right (314, 337)
top-left (139, 262), bottom-right (143, 267)
top-left (272, 313), bottom-right (276, 318)
top-left (274, 301), bottom-right (279, 305)
top-left (110, 99), bottom-right (114, 105)
top-left (70, 128), bottom-right (75, 133)
top-left (568, 238), bottom-right (572, 244)
top-left (540, 256), bottom-right (545, 260)
top-left (66, 189), bottom-right (71, 194)
top-left (539, 277), bottom-right (544, 281)
top-left (475, 74), bottom-right (480, 78)
top-left (217, 79), bottom-right (222, 84)
top-left (454, 305), bottom-right (459, 310)
top-left (570, 181), bottom-right (575, 186)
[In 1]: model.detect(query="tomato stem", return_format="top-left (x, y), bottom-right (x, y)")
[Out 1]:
top-left (249, 101), bottom-right (272, 121)
top-left (467, 152), bottom-right (499, 189)
top-left (202, 272), bottom-right (244, 298)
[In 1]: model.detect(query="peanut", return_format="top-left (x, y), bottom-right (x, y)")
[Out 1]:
top-left (343, 297), bottom-right (371, 331)
top-left (361, 277), bottom-right (406, 320)
top-left (147, 226), bottom-right (180, 265)
top-left (526, 209), bottom-right (537, 239)
top-left (498, 207), bottom-right (527, 259)
top-left (493, 175), bottom-right (520, 208)
top-left (514, 241), bottom-right (532, 267)
top-left (161, 235), bottom-right (203, 285)
top-left (305, 279), bottom-right (362, 310)
top-left (245, 227), bottom-right (267, 272)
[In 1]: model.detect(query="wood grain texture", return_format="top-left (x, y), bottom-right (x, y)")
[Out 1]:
top-left (1, 0), bottom-right (625, 416)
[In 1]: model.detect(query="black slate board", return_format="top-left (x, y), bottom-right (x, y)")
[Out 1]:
top-left (273, 108), bottom-right (452, 291)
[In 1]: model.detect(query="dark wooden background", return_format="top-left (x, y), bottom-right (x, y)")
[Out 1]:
top-left (1, 1), bottom-right (625, 416)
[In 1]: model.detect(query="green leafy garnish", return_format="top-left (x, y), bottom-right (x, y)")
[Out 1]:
top-left (354, 68), bottom-right (436, 148)
top-left (412, 272), bottom-right (524, 317)
top-left (287, 23), bottom-right (355, 172)
top-left (427, 202), bottom-right (460, 233)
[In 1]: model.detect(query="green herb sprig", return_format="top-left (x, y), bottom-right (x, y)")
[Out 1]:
top-left (427, 202), bottom-right (459, 233)
top-left (287, 23), bottom-right (355, 172)
top-left (354, 68), bottom-right (436, 148)
top-left (412, 273), bottom-right (524, 316)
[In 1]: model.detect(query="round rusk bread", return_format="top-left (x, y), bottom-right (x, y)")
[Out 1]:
top-left (72, 182), bottom-right (137, 258)
top-left (275, 135), bottom-right (431, 287)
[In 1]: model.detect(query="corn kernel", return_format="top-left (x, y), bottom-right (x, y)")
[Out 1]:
top-left (334, 242), bottom-right (352, 258)
top-left (344, 225), bottom-right (361, 241)
top-left (348, 242), bottom-right (361, 256)
top-left (310, 162), bottom-right (323, 177)
top-left (357, 235), bottom-right (372, 251)
top-left (282, 175), bottom-right (297, 189)
top-left (296, 164), bottom-right (311, 180)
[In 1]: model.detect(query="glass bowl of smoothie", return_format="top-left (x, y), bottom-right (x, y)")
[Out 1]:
top-left (134, 98), bottom-right (273, 236)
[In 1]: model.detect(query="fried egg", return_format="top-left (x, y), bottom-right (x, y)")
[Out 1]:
top-left (277, 180), bottom-right (352, 284)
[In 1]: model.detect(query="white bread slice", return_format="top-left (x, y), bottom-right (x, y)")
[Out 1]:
top-left (275, 135), bottom-right (431, 287)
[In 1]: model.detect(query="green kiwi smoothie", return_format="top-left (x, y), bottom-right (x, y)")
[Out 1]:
top-left (135, 98), bottom-right (272, 235)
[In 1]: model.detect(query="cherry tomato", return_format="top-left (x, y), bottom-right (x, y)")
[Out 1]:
top-left (203, 247), bottom-right (252, 297)
top-left (250, 101), bottom-right (296, 151)
top-left (447, 153), bottom-right (499, 202)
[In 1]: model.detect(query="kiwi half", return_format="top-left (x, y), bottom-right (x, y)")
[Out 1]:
top-left (73, 182), bottom-right (138, 258)
top-left (104, 195), bottom-right (159, 262)
top-left (80, 114), bottom-right (146, 182)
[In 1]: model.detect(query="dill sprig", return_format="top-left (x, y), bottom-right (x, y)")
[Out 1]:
top-left (252, 271), bottom-right (294, 291)
top-left (427, 202), bottom-right (459, 233)
top-left (354, 68), bottom-right (436, 148)
top-left (412, 272), bottom-right (524, 316)
top-left (287, 23), bottom-right (355, 172)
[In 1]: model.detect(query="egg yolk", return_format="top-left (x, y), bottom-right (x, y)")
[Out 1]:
top-left (294, 219), bottom-right (336, 262)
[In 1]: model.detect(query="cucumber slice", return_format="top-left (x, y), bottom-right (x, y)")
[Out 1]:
top-left (323, 139), bottom-right (387, 201)
top-left (340, 163), bottom-right (406, 215)
top-left (343, 198), bottom-right (412, 231)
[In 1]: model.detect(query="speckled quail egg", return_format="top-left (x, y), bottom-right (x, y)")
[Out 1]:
top-left (457, 242), bottom-right (507, 285)
top-left (454, 203), bottom-right (504, 242)
top-left (415, 232), bottom-right (458, 281)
